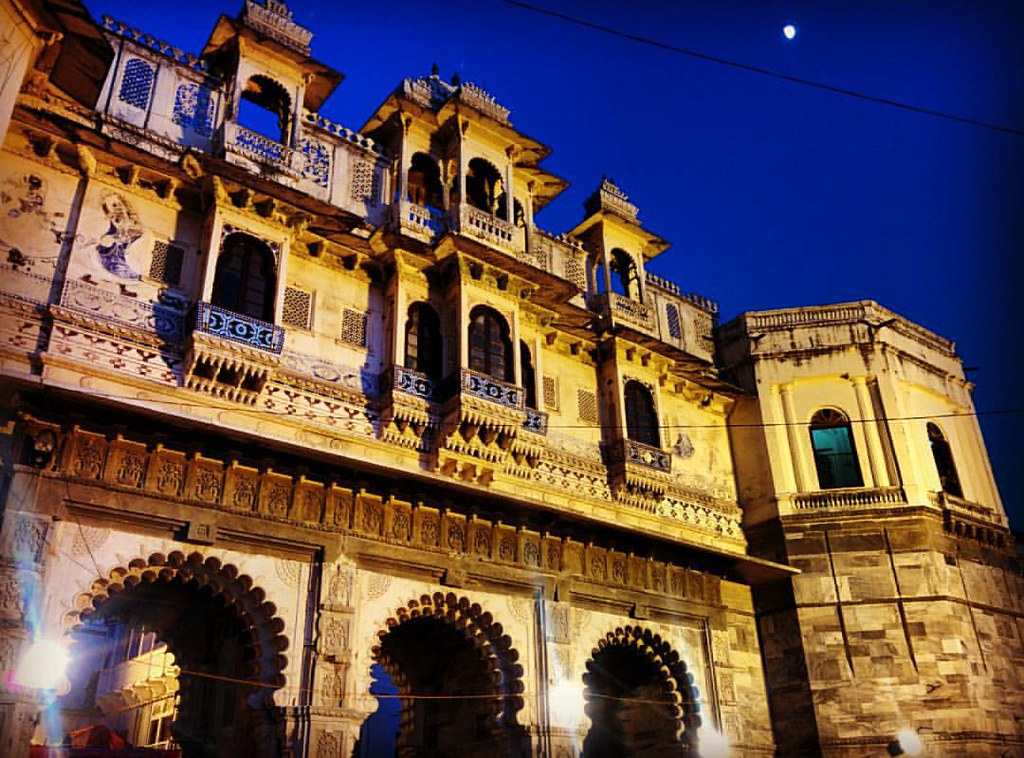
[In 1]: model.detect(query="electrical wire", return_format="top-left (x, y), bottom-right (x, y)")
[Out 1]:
top-left (504, 0), bottom-right (1024, 137)
top-left (45, 385), bottom-right (1024, 431)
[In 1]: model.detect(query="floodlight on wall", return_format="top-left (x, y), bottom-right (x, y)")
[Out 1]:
top-left (548, 679), bottom-right (586, 730)
top-left (698, 724), bottom-right (731, 757)
top-left (888, 727), bottom-right (925, 756)
top-left (13, 638), bottom-right (70, 691)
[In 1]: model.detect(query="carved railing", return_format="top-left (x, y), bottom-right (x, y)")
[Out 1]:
top-left (527, 228), bottom-right (587, 290)
top-left (101, 15), bottom-right (207, 71)
top-left (455, 82), bottom-right (512, 125)
top-left (604, 292), bottom-right (655, 333)
top-left (392, 200), bottom-right (446, 241)
top-left (454, 203), bottom-right (521, 253)
top-left (623, 439), bottom-right (671, 473)
top-left (792, 486), bottom-right (907, 511)
top-left (457, 368), bottom-right (523, 410)
top-left (644, 272), bottom-right (718, 314)
top-left (523, 408), bottom-right (548, 435)
top-left (225, 122), bottom-right (291, 169)
top-left (929, 491), bottom-right (1003, 524)
top-left (389, 365), bottom-right (435, 401)
top-left (194, 302), bottom-right (284, 354)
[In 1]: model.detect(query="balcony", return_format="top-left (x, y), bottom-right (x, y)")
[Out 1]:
top-left (439, 368), bottom-right (539, 462)
top-left (595, 291), bottom-right (657, 334)
top-left (184, 303), bottom-right (284, 404)
top-left (451, 203), bottom-right (526, 256)
top-left (605, 438), bottom-right (673, 504)
top-left (391, 200), bottom-right (446, 243)
top-left (379, 365), bottom-right (437, 447)
top-left (526, 228), bottom-right (588, 291)
top-left (792, 485), bottom-right (907, 511)
top-left (223, 122), bottom-right (300, 178)
top-left (95, 647), bottom-right (179, 715)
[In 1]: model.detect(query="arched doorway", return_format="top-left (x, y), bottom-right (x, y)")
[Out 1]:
top-left (211, 232), bottom-right (277, 322)
top-left (62, 552), bottom-right (289, 758)
top-left (582, 626), bottom-right (698, 757)
top-left (367, 593), bottom-right (526, 757)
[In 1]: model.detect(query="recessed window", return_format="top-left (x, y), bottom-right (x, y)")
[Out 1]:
top-left (928, 422), bottom-right (963, 498)
top-left (237, 75), bottom-right (292, 144)
top-left (520, 341), bottom-right (537, 409)
top-left (404, 302), bottom-right (442, 380)
top-left (211, 232), bottom-right (276, 322)
top-left (624, 380), bottom-right (660, 448)
top-left (468, 305), bottom-right (512, 382)
top-left (610, 248), bottom-right (640, 300)
top-left (809, 408), bottom-right (863, 490)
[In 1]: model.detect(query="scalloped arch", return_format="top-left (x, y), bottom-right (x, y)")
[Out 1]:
top-left (587, 624), bottom-right (701, 747)
top-left (372, 592), bottom-right (526, 727)
top-left (64, 550), bottom-right (290, 698)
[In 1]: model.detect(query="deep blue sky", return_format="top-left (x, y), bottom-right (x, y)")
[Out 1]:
top-left (88, 0), bottom-right (1024, 526)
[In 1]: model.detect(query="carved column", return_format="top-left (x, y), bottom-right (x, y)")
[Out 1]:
top-left (852, 376), bottom-right (888, 488)
top-left (766, 385), bottom-right (797, 494)
top-left (504, 145), bottom-right (517, 224)
top-left (397, 113), bottom-right (412, 204)
top-left (779, 383), bottom-right (813, 491)
top-left (457, 118), bottom-right (469, 214)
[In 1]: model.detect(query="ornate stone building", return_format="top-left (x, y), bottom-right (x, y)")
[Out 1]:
top-left (0, 1), bottom-right (1018, 757)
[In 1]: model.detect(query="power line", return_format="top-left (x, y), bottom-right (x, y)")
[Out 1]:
top-left (504, 0), bottom-right (1024, 137)
top-left (50, 386), bottom-right (1024, 431)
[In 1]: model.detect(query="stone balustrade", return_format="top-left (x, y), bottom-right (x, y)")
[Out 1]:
top-left (390, 365), bottom-right (435, 401)
top-left (528, 228), bottom-right (588, 290)
top-left (392, 200), bottom-right (446, 242)
top-left (623, 439), bottom-right (672, 473)
top-left (457, 367), bottom-right (524, 410)
top-left (523, 408), bottom-right (549, 435)
top-left (224, 122), bottom-right (294, 171)
top-left (792, 485), bottom-right (907, 511)
top-left (454, 203), bottom-right (522, 253)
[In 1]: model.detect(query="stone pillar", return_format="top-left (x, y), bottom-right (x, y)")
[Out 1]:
top-left (852, 376), bottom-right (889, 488)
top-left (397, 113), bottom-right (411, 204)
top-left (272, 238), bottom-right (290, 325)
top-left (504, 145), bottom-right (517, 224)
top-left (779, 383), bottom-right (813, 491)
top-left (457, 119), bottom-right (468, 214)
top-left (766, 386), bottom-right (797, 494)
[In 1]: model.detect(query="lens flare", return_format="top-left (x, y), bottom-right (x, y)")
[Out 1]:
top-left (783, 24), bottom-right (798, 40)
top-left (698, 724), bottom-right (731, 757)
top-left (897, 727), bottom-right (924, 756)
top-left (13, 638), bottom-right (70, 690)
top-left (549, 679), bottom-right (586, 729)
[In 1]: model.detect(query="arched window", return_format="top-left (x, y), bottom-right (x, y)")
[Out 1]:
top-left (928, 423), bottom-right (963, 498)
top-left (520, 341), bottom-right (536, 409)
top-left (809, 409), bottom-right (863, 490)
top-left (407, 153), bottom-right (444, 208)
top-left (468, 306), bottom-right (512, 382)
top-left (610, 249), bottom-right (640, 300)
top-left (238, 75), bottom-right (292, 144)
top-left (211, 233), bottom-right (276, 321)
top-left (404, 302), bottom-right (442, 380)
top-left (466, 158), bottom-right (503, 214)
top-left (624, 380), bottom-right (659, 448)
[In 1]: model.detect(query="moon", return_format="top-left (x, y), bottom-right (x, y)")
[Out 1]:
top-left (783, 24), bottom-right (797, 40)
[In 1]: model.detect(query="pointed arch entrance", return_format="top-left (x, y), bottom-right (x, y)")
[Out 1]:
top-left (582, 625), bottom-right (699, 757)
top-left (366, 592), bottom-right (527, 757)
top-left (62, 551), bottom-right (290, 758)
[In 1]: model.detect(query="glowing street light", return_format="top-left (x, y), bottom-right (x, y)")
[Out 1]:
top-left (698, 724), bottom-right (731, 757)
top-left (896, 727), bottom-right (925, 756)
top-left (548, 679), bottom-right (586, 730)
top-left (13, 638), bottom-right (70, 691)
top-left (783, 24), bottom-right (798, 40)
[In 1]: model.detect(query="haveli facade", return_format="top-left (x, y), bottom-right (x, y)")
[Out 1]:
top-left (0, 1), bottom-right (1019, 757)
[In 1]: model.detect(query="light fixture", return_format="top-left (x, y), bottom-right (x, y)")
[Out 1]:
top-left (548, 679), bottom-right (586, 729)
top-left (13, 638), bottom-right (70, 691)
top-left (896, 727), bottom-right (924, 756)
top-left (698, 724), bottom-right (731, 757)
top-left (783, 24), bottom-right (798, 40)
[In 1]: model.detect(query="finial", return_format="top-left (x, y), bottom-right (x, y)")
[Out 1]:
top-left (451, 72), bottom-right (461, 86)
top-left (431, 62), bottom-right (439, 77)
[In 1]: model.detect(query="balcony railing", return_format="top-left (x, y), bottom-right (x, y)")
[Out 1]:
top-left (527, 228), bottom-right (588, 290)
top-left (453, 203), bottom-right (525, 253)
top-left (792, 486), bottom-right (906, 511)
top-left (194, 302), bottom-right (284, 354)
top-left (595, 292), bottom-right (656, 334)
top-left (929, 490), bottom-right (1002, 524)
top-left (392, 200), bottom-right (446, 241)
top-left (225, 122), bottom-right (292, 169)
top-left (457, 367), bottom-right (524, 410)
top-left (523, 408), bottom-right (548, 435)
top-left (389, 365), bottom-right (436, 401)
top-left (623, 439), bottom-right (671, 473)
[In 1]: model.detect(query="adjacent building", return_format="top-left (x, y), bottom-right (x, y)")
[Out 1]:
top-left (0, 1), bottom-right (1019, 756)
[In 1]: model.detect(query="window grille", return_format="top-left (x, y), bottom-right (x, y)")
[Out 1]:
top-left (577, 389), bottom-right (599, 425)
top-left (564, 255), bottom-right (586, 290)
top-left (340, 308), bottom-right (367, 347)
top-left (118, 58), bottom-right (154, 110)
top-left (282, 287), bottom-right (312, 330)
top-left (350, 160), bottom-right (379, 203)
top-left (666, 303), bottom-right (681, 339)
top-left (148, 241), bottom-right (184, 286)
top-left (543, 375), bottom-right (559, 410)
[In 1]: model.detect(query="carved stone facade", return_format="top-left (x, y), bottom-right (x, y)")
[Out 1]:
top-left (0, 2), bottom-right (1017, 757)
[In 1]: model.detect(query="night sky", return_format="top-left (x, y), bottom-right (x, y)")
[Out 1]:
top-left (86, 0), bottom-right (1024, 525)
